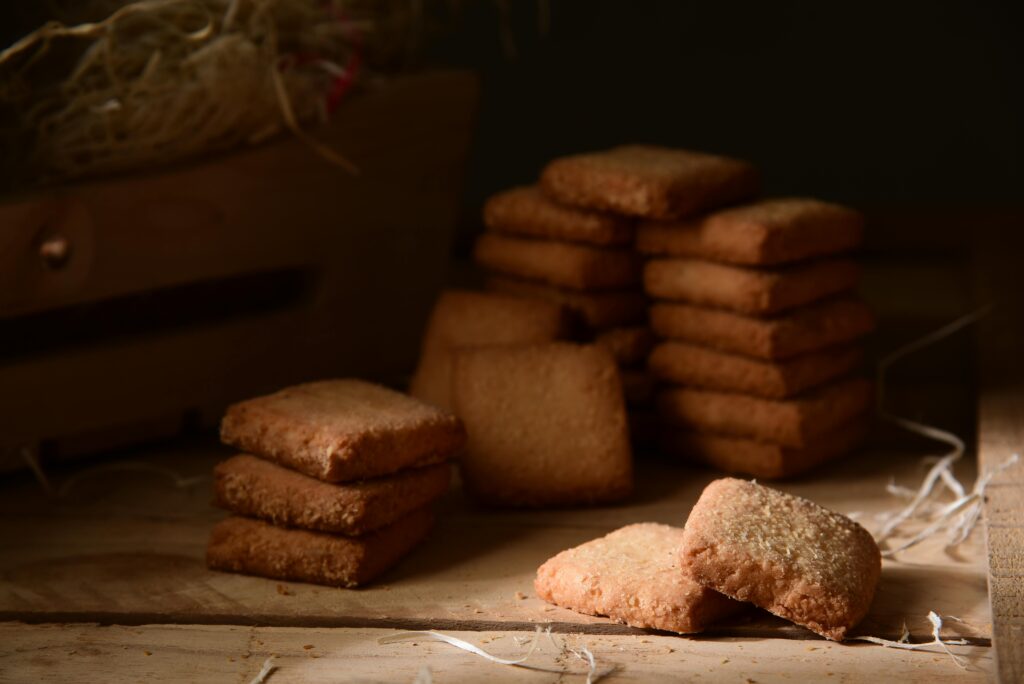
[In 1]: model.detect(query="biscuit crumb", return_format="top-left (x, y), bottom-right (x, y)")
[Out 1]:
top-left (144, 651), bottom-right (152, 656)
top-left (514, 591), bottom-right (526, 600)
top-left (303, 644), bottom-right (314, 650)
top-left (276, 583), bottom-right (293, 596)
top-left (721, 658), bottom-right (729, 664)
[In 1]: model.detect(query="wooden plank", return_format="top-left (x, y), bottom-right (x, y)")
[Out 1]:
top-left (975, 218), bottom-right (1024, 684)
top-left (0, 440), bottom-right (991, 642)
top-left (0, 622), bottom-right (992, 683)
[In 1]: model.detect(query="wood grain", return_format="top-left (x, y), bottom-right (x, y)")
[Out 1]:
top-left (0, 622), bottom-right (992, 683)
top-left (975, 219), bottom-right (1024, 684)
top-left (0, 439), bottom-right (992, 643)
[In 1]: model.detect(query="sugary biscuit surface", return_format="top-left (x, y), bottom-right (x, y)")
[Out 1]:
top-left (410, 290), bottom-right (570, 410)
top-left (681, 478), bottom-right (880, 640)
top-left (484, 185), bottom-right (634, 246)
top-left (214, 455), bottom-right (451, 535)
top-left (535, 523), bottom-right (741, 633)
top-left (541, 145), bottom-right (758, 219)
top-left (220, 380), bottom-right (465, 483)
top-left (452, 342), bottom-right (632, 507)
top-left (636, 198), bottom-right (863, 265)
top-left (206, 507), bottom-right (435, 588)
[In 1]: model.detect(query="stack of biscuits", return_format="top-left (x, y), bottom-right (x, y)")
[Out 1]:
top-left (639, 198), bottom-right (876, 478)
top-left (206, 379), bottom-right (465, 588)
top-left (475, 146), bottom-right (759, 441)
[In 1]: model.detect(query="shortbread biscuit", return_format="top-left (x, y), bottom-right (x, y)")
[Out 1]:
top-left (221, 380), bottom-right (465, 483)
top-left (656, 377), bottom-right (871, 447)
top-left (487, 275), bottom-right (647, 329)
top-left (644, 257), bottom-right (860, 315)
top-left (648, 342), bottom-right (862, 399)
top-left (214, 455), bottom-right (451, 535)
top-left (636, 198), bottom-right (863, 265)
top-left (535, 523), bottom-right (741, 633)
top-left (474, 233), bottom-right (641, 291)
top-left (206, 507), bottom-right (434, 588)
top-left (484, 185), bottom-right (634, 246)
top-left (649, 297), bottom-right (875, 360)
top-left (595, 326), bottom-right (655, 367)
top-left (680, 478), bottom-right (881, 640)
top-left (541, 145), bottom-right (758, 220)
top-left (662, 418), bottom-right (868, 479)
top-left (410, 289), bottom-right (570, 410)
top-left (452, 343), bottom-right (632, 507)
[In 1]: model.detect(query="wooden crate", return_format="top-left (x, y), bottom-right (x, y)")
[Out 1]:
top-left (0, 71), bottom-right (479, 470)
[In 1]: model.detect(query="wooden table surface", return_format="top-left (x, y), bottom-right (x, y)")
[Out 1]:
top-left (0, 437), bottom-right (996, 682)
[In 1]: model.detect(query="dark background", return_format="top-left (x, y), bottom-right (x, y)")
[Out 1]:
top-left (437, 0), bottom-right (1022, 248)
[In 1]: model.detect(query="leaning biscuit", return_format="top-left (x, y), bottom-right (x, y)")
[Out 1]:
top-left (636, 198), bottom-right (863, 265)
top-left (661, 418), bottom-right (868, 479)
top-left (644, 257), bottom-right (860, 315)
top-left (648, 341), bottom-right (862, 399)
top-left (541, 145), bottom-right (758, 220)
top-left (484, 185), bottom-right (634, 246)
top-left (214, 455), bottom-right (451, 535)
top-left (410, 289), bottom-right (570, 410)
top-left (680, 478), bottom-right (881, 640)
top-left (656, 377), bottom-right (872, 447)
top-left (535, 523), bottom-right (742, 633)
top-left (221, 380), bottom-right (465, 483)
top-left (486, 275), bottom-right (648, 330)
top-left (595, 326), bottom-right (655, 367)
top-left (474, 233), bottom-right (642, 291)
top-left (206, 507), bottom-right (435, 588)
top-left (649, 297), bottom-right (875, 360)
top-left (452, 342), bottom-right (633, 507)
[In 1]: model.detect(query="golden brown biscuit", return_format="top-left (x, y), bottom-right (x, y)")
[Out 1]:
top-left (656, 377), bottom-right (872, 447)
top-left (636, 198), bottom-right (863, 265)
top-left (661, 418), bottom-right (868, 479)
top-left (535, 523), bottom-right (742, 633)
top-left (648, 341), bottom-right (862, 399)
top-left (644, 257), bottom-right (860, 315)
top-left (410, 289), bottom-right (571, 410)
top-left (595, 326), bottom-right (655, 367)
top-left (649, 297), bottom-right (875, 360)
top-left (540, 145), bottom-right (758, 219)
top-left (214, 455), bottom-right (451, 535)
top-left (484, 185), bottom-right (634, 246)
top-left (474, 233), bottom-right (642, 291)
top-left (486, 275), bottom-right (648, 330)
top-left (452, 343), bottom-right (633, 507)
top-left (220, 380), bottom-right (465, 483)
top-left (206, 507), bottom-right (435, 588)
top-left (680, 478), bottom-right (881, 640)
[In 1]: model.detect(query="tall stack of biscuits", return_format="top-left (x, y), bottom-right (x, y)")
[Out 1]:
top-left (205, 379), bottom-right (465, 587)
top-left (639, 198), bottom-right (876, 478)
top-left (474, 145), bottom-right (758, 440)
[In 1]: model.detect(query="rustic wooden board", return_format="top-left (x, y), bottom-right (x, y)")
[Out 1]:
top-left (0, 438), bottom-right (991, 643)
top-left (975, 221), bottom-right (1024, 684)
top-left (0, 622), bottom-right (991, 683)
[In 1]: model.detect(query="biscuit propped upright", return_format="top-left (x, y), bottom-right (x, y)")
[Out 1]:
top-left (541, 145), bottom-right (759, 220)
top-left (453, 342), bottom-right (632, 507)
top-left (535, 523), bottom-right (742, 633)
top-left (410, 289), bottom-right (571, 411)
top-left (220, 379), bottom-right (465, 483)
top-left (680, 478), bottom-right (881, 641)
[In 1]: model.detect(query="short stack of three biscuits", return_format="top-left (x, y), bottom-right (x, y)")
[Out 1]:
top-left (640, 198), bottom-right (876, 478)
top-left (206, 380), bottom-right (465, 587)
